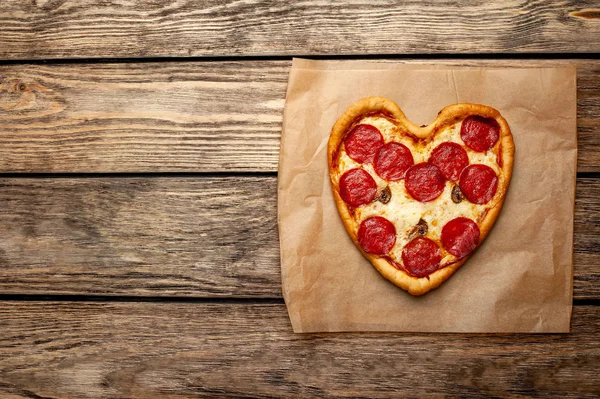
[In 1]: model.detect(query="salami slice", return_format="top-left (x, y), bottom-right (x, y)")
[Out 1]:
top-left (441, 217), bottom-right (480, 259)
top-left (344, 124), bottom-right (385, 164)
top-left (339, 168), bottom-right (377, 207)
top-left (460, 115), bottom-right (500, 152)
top-left (374, 142), bottom-right (414, 181)
top-left (459, 164), bottom-right (498, 204)
top-left (401, 237), bottom-right (442, 278)
top-left (404, 163), bottom-right (446, 202)
top-left (358, 216), bottom-right (396, 255)
top-left (429, 142), bottom-right (469, 182)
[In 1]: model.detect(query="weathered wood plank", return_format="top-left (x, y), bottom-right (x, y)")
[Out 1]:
top-left (0, 61), bottom-right (289, 173)
top-left (0, 176), bottom-right (597, 299)
top-left (0, 302), bottom-right (598, 399)
top-left (0, 59), bottom-right (598, 173)
top-left (0, 176), bottom-right (280, 297)
top-left (0, 1), bottom-right (599, 59)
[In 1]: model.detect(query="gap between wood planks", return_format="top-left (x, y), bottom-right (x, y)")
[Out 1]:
top-left (0, 294), bottom-right (596, 307)
top-left (0, 171), bottom-right (597, 179)
top-left (0, 53), bottom-right (598, 66)
top-left (0, 294), bottom-right (284, 304)
top-left (0, 171), bottom-right (277, 179)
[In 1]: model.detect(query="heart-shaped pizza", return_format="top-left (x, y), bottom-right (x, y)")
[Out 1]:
top-left (328, 97), bottom-right (514, 296)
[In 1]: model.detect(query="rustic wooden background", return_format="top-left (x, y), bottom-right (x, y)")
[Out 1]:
top-left (0, 1), bottom-right (599, 398)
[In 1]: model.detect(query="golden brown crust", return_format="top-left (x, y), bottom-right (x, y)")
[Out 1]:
top-left (328, 97), bottom-right (514, 296)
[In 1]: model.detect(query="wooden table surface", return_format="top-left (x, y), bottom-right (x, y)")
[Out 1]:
top-left (0, 2), bottom-right (599, 398)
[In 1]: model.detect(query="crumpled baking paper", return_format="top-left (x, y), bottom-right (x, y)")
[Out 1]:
top-left (278, 59), bottom-right (576, 333)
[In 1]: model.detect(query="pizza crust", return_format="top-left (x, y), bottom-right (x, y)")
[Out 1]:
top-left (328, 97), bottom-right (515, 296)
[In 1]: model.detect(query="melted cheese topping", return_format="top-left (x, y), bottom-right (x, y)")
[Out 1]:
top-left (334, 115), bottom-right (502, 268)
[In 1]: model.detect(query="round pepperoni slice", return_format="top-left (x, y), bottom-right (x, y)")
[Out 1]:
top-left (460, 115), bottom-right (500, 152)
top-left (405, 163), bottom-right (446, 202)
top-left (429, 142), bottom-right (469, 182)
top-left (339, 168), bottom-right (377, 207)
top-left (344, 124), bottom-right (385, 164)
top-left (358, 216), bottom-right (396, 255)
top-left (401, 237), bottom-right (442, 278)
top-left (441, 217), bottom-right (480, 259)
top-left (459, 164), bottom-right (498, 204)
top-left (374, 142), bottom-right (414, 181)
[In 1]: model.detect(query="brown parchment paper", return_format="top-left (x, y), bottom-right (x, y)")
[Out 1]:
top-left (278, 59), bottom-right (576, 333)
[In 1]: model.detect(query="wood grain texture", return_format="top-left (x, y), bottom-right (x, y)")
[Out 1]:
top-left (0, 176), bottom-right (280, 297)
top-left (0, 1), bottom-right (600, 59)
top-left (0, 61), bottom-right (288, 172)
top-left (0, 176), bottom-right (597, 299)
top-left (0, 302), bottom-right (598, 399)
top-left (0, 59), bottom-right (599, 173)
